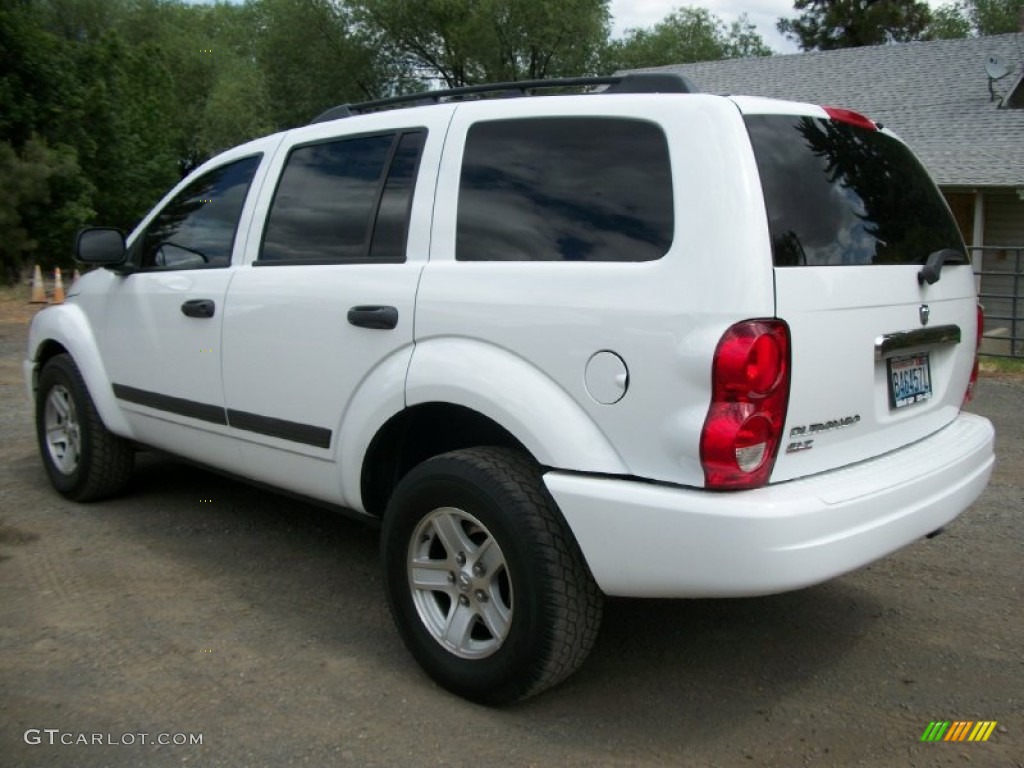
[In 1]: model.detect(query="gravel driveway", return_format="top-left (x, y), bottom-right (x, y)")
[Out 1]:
top-left (1, 304), bottom-right (1020, 768)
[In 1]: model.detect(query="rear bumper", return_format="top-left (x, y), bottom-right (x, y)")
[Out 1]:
top-left (545, 412), bottom-right (994, 598)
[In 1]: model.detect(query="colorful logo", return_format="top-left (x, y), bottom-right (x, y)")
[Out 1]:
top-left (920, 721), bottom-right (997, 742)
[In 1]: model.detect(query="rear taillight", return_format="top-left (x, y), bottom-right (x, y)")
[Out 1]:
top-left (700, 320), bottom-right (791, 489)
top-left (823, 106), bottom-right (877, 131)
top-left (963, 303), bottom-right (983, 406)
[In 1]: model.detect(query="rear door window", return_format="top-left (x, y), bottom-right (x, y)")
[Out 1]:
top-left (259, 131), bottom-right (424, 264)
top-left (745, 115), bottom-right (966, 267)
top-left (457, 117), bottom-right (673, 262)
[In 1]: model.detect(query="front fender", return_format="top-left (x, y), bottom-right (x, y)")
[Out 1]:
top-left (25, 303), bottom-right (133, 438)
top-left (405, 338), bottom-right (628, 475)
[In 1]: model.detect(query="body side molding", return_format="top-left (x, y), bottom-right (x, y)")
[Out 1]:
top-left (109, 383), bottom-right (333, 449)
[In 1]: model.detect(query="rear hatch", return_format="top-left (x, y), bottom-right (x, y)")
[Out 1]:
top-left (738, 99), bottom-right (978, 482)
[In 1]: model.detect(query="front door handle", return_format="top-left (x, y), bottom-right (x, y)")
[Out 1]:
top-left (348, 305), bottom-right (398, 330)
top-left (181, 299), bottom-right (215, 318)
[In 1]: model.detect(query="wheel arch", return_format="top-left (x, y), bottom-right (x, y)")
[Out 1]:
top-left (354, 338), bottom-right (630, 517)
top-left (27, 305), bottom-right (133, 437)
top-left (360, 402), bottom-right (531, 517)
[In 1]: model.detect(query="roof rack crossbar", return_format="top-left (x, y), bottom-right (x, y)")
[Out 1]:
top-left (309, 72), bottom-right (697, 124)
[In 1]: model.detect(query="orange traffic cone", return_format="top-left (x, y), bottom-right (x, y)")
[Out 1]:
top-left (72, 269), bottom-right (82, 283)
top-left (29, 264), bottom-right (47, 303)
top-left (52, 267), bottom-right (65, 304)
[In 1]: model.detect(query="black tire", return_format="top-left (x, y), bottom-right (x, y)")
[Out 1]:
top-left (381, 447), bottom-right (603, 705)
top-left (35, 353), bottom-right (134, 502)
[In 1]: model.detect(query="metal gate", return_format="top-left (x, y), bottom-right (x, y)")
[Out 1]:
top-left (972, 245), bottom-right (1023, 358)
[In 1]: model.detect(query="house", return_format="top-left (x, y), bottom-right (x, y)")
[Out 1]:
top-left (635, 34), bottom-right (1024, 352)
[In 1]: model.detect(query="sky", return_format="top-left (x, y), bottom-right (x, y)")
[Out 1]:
top-left (608, 0), bottom-right (956, 55)
top-left (609, 0), bottom-right (801, 53)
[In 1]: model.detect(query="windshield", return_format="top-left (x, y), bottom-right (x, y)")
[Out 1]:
top-left (745, 114), bottom-right (966, 267)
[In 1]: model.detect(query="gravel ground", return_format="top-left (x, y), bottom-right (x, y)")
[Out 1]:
top-left (0, 301), bottom-right (1021, 768)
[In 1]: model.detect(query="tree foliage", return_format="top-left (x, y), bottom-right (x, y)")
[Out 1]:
top-left (778, 0), bottom-right (933, 50)
top-left (605, 7), bottom-right (770, 71)
top-left (927, 3), bottom-right (973, 37)
top-left (0, 1), bottom-right (98, 279)
top-left (927, 0), bottom-right (1024, 37)
top-left (352, 0), bottom-right (610, 87)
top-left (253, 0), bottom-right (396, 128)
top-left (968, 0), bottom-right (1024, 32)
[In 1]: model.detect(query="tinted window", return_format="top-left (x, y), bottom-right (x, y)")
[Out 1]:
top-left (140, 155), bottom-right (261, 269)
top-left (457, 117), bottom-right (673, 262)
top-left (745, 115), bottom-right (966, 267)
top-left (369, 131), bottom-right (426, 261)
top-left (260, 133), bottom-right (396, 263)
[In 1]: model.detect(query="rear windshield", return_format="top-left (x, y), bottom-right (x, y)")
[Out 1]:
top-left (745, 115), bottom-right (966, 267)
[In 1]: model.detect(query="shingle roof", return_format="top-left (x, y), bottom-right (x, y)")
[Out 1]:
top-left (634, 34), bottom-right (1024, 188)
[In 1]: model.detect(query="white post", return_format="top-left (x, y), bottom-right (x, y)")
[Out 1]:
top-left (971, 190), bottom-right (985, 292)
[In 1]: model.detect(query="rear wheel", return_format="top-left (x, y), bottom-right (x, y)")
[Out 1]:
top-left (35, 354), bottom-right (133, 501)
top-left (381, 447), bottom-right (603, 704)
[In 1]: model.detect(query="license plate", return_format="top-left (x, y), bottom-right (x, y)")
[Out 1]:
top-left (888, 353), bottom-right (932, 409)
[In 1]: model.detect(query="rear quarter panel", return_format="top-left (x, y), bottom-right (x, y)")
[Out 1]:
top-left (414, 94), bottom-right (776, 486)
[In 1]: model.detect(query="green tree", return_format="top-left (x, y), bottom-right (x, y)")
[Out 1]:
top-left (0, 0), bottom-right (76, 148)
top-left (252, 0), bottom-right (393, 128)
top-left (485, 0), bottom-right (610, 80)
top-left (963, 0), bottom-right (1023, 33)
top-left (0, 135), bottom-right (94, 281)
top-left (778, 0), bottom-right (933, 50)
top-left (352, 0), bottom-right (610, 87)
top-left (927, 3), bottom-right (972, 37)
top-left (723, 15), bottom-right (775, 58)
top-left (925, 0), bottom-right (1022, 40)
top-left (0, 1), bottom-right (97, 279)
top-left (113, 0), bottom-right (245, 173)
top-left (605, 7), bottom-right (771, 71)
top-left (200, 56), bottom-right (274, 153)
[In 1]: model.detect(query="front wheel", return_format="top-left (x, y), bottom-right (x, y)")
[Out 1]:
top-left (35, 353), bottom-right (134, 501)
top-left (381, 447), bottom-right (603, 704)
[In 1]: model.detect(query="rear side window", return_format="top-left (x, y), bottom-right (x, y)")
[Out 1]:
top-left (259, 130), bottom-right (424, 264)
top-left (745, 115), bottom-right (965, 267)
top-left (457, 117), bottom-right (674, 262)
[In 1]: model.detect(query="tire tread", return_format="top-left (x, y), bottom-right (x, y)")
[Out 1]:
top-left (37, 354), bottom-right (133, 502)
top-left (432, 447), bottom-right (603, 701)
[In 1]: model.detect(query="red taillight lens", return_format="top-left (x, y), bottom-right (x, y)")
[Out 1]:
top-left (701, 320), bottom-right (791, 490)
top-left (823, 106), bottom-right (877, 131)
top-left (964, 303), bottom-right (983, 405)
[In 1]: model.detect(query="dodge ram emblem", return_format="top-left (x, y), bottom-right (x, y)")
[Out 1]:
top-left (919, 304), bottom-right (930, 326)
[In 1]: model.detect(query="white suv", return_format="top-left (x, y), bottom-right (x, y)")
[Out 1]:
top-left (25, 74), bottom-right (995, 704)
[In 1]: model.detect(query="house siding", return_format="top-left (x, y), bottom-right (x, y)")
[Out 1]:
top-left (944, 191), bottom-right (975, 245)
top-left (986, 192), bottom-right (1024, 246)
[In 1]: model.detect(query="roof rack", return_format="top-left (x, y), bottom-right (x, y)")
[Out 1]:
top-left (310, 72), bottom-right (698, 124)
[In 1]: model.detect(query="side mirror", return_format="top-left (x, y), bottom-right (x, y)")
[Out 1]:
top-left (75, 228), bottom-right (126, 266)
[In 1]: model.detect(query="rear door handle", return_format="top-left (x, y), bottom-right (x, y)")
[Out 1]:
top-left (347, 305), bottom-right (398, 330)
top-left (181, 299), bottom-right (215, 318)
